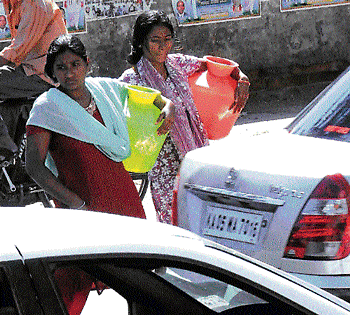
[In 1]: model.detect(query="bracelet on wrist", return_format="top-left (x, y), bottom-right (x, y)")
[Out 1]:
top-left (238, 79), bottom-right (250, 86)
top-left (76, 201), bottom-right (86, 210)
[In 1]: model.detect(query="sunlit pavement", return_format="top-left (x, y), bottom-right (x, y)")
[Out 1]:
top-left (81, 289), bottom-right (128, 314)
top-left (228, 116), bottom-right (294, 137)
top-left (142, 183), bottom-right (157, 221)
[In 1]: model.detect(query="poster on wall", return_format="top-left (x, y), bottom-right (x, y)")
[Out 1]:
top-left (0, 0), bottom-right (87, 43)
top-left (84, 0), bottom-right (154, 22)
top-left (0, 1), bottom-right (11, 42)
top-left (281, 0), bottom-right (350, 11)
top-left (58, 0), bottom-right (87, 33)
top-left (0, 0), bottom-right (157, 42)
top-left (172, 0), bottom-right (260, 26)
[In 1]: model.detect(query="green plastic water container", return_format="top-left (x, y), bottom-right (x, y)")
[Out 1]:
top-left (123, 85), bottom-right (167, 173)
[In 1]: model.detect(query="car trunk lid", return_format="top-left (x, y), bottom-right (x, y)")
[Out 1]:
top-left (177, 130), bottom-right (350, 268)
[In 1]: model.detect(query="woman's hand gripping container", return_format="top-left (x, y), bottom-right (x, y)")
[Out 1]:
top-left (189, 55), bottom-right (244, 140)
top-left (123, 85), bottom-right (167, 173)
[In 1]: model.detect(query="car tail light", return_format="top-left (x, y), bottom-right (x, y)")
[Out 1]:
top-left (284, 174), bottom-right (350, 260)
top-left (171, 173), bottom-right (180, 226)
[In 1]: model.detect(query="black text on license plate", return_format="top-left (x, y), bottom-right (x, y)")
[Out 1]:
top-left (203, 207), bottom-right (263, 244)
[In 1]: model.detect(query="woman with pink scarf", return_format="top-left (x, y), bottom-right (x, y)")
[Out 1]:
top-left (119, 10), bottom-right (250, 224)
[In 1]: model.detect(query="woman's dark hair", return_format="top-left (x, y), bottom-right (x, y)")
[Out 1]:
top-left (45, 34), bottom-right (88, 83)
top-left (127, 10), bottom-right (174, 65)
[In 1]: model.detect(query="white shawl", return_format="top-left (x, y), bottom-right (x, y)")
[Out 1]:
top-left (27, 77), bottom-right (131, 175)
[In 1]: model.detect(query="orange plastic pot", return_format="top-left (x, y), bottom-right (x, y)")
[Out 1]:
top-left (123, 85), bottom-right (167, 173)
top-left (188, 55), bottom-right (240, 140)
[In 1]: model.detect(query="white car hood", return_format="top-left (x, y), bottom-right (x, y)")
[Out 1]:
top-left (187, 129), bottom-right (350, 179)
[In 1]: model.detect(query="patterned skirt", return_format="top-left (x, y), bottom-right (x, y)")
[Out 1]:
top-left (148, 136), bottom-right (181, 224)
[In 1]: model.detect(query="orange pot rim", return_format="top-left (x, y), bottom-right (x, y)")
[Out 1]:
top-left (203, 55), bottom-right (239, 68)
top-left (203, 55), bottom-right (239, 77)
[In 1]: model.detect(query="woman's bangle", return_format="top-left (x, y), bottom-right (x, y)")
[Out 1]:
top-left (76, 201), bottom-right (86, 210)
top-left (238, 79), bottom-right (251, 86)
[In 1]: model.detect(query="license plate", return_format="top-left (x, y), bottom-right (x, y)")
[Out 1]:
top-left (203, 206), bottom-right (263, 244)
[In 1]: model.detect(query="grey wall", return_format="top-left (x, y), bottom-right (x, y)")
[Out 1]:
top-left (5, 0), bottom-right (350, 91)
top-left (81, 0), bottom-right (350, 91)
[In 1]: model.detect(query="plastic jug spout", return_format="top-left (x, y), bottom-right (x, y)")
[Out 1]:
top-left (127, 85), bottom-right (161, 106)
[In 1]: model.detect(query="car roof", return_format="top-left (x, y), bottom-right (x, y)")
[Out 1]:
top-left (2, 207), bottom-right (350, 313)
top-left (0, 206), bottom-right (203, 260)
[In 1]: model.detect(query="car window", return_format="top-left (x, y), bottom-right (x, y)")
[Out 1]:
top-left (0, 268), bottom-right (18, 315)
top-left (48, 259), bottom-right (305, 315)
top-left (153, 267), bottom-right (266, 313)
top-left (289, 67), bottom-right (350, 142)
top-left (51, 266), bottom-right (127, 315)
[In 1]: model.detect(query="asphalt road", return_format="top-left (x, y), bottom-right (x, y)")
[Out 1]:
top-left (236, 81), bottom-right (329, 125)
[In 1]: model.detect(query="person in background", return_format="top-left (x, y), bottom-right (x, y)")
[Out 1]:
top-left (25, 34), bottom-right (174, 314)
top-left (0, 15), bottom-right (10, 39)
top-left (64, 0), bottom-right (81, 30)
top-left (175, 0), bottom-right (188, 23)
top-left (0, 0), bottom-right (67, 157)
top-left (26, 33), bottom-right (174, 216)
top-left (119, 10), bottom-right (250, 224)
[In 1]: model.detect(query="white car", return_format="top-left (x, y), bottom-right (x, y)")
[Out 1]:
top-left (1, 206), bottom-right (350, 314)
top-left (174, 67), bottom-right (350, 302)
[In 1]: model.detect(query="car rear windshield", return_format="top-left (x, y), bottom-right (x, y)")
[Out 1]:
top-left (288, 67), bottom-right (350, 143)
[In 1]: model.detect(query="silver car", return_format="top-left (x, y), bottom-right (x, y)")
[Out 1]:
top-left (174, 66), bottom-right (350, 302)
top-left (1, 206), bottom-right (350, 314)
